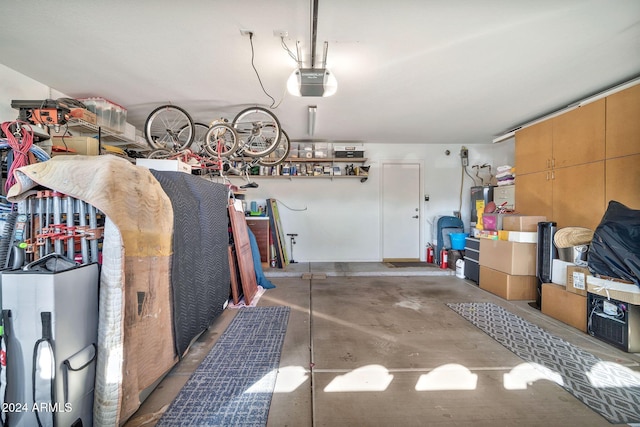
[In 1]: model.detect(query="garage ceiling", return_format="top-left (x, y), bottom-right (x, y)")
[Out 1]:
top-left (0, 0), bottom-right (639, 145)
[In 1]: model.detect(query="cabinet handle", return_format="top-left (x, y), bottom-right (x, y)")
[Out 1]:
top-left (551, 171), bottom-right (555, 180)
top-left (552, 158), bottom-right (555, 168)
top-left (546, 159), bottom-right (550, 169)
top-left (546, 172), bottom-right (550, 181)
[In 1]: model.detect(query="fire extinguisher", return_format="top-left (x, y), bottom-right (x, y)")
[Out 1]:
top-left (426, 245), bottom-right (434, 264)
top-left (440, 248), bottom-right (448, 269)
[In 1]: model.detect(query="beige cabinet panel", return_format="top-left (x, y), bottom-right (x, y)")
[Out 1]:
top-left (606, 154), bottom-right (640, 209)
top-left (606, 84), bottom-right (640, 158)
top-left (552, 161), bottom-right (605, 230)
top-left (493, 185), bottom-right (516, 209)
top-left (515, 120), bottom-right (553, 175)
top-left (552, 99), bottom-right (605, 169)
top-left (515, 172), bottom-right (552, 219)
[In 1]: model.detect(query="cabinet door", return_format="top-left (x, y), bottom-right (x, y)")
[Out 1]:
top-left (606, 84), bottom-right (640, 158)
top-left (246, 219), bottom-right (270, 264)
top-left (606, 154), bottom-right (640, 209)
top-left (515, 120), bottom-right (552, 175)
top-left (552, 99), bottom-right (605, 168)
top-left (515, 171), bottom-right (552, 219)
top-left (552, 161), bottom-right (605, 230)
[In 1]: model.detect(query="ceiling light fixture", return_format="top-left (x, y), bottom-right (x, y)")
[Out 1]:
top-left (287, 0), bottom-right (338, 97)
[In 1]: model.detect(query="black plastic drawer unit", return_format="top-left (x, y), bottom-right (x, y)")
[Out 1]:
top-left (464, 237), bottom-right (480, 283)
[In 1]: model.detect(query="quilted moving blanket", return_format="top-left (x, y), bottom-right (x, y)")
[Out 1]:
top-left (7, 155), bottom-right (177, 426)
top-left (150, 170), bottom-right (231, 358)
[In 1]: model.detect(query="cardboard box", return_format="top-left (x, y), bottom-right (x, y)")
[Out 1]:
top-left (586, 276), bottom-right (640, 305)
top-left (566, 265), bottom-right (591, 296)
top-left (507, 231), bottom-right (538, 243)
top-left (551, 259), bottom-right (574, 286)
top-left (136, 158), bottom-right (192, 174)
top-left (502, 215), bottom-right (547, 232)
top-left (51, 137), bottom-right (99, 155)
top-left (476, 230), bottom-right (499, 240)
top-left (69, 108), bottom-right (97, 125)
top-left (479, 239), bottom-right (537, 275)
top-left (542, 283), bottom-right (587, 332)
top-left (479, 266), bottom-right (537, 300)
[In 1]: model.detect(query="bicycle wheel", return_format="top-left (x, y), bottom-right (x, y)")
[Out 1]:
top-left (258, 129), bottom-right (290, 166)
top-left (186, 122), bottom-right (209, 155)
top-left (144, 105), bottom-right (195, 150)
top-left (204, 122), bottom-right (239, 157)
top-left (232, 106), bottom-right (281, 158)
top-left (146, 148), bottom-right (174, 159)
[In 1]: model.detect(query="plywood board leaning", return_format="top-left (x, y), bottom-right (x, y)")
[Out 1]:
top-left (268, 198), bottom-right (289, 266)
top-left (228, 203), bottom-right (258, 305)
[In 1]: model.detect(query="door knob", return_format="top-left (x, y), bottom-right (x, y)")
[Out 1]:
top-left (412, 215), bottom-right (419, 219)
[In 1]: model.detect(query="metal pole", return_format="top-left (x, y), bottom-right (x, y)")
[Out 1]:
top-left (79, 201), bottom-right (89, 264)
top-left (66, 196), bottom-right (75, 260)
top-left (88, 204), bottom-right (98, 263)
top-left (52, 191), bottom-right (63, 255)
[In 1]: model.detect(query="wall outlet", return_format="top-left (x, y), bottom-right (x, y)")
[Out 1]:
top-left (460, 146), bottom-right (469, 166)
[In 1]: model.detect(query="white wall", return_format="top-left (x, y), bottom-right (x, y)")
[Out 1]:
top-left (230, 141), bottom-right (514, 262)
top-left (0, 64), bottom-right (515, 262)
top-left (0, 63), bottom-right (52, 122)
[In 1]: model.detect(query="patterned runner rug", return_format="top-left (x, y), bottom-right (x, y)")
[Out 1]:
top-left (157, 306), bottom-right (291, 426)
top-left (447, 302), bottom-right (640, 424)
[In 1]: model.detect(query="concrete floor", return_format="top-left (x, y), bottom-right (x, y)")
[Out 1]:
top-left (124, 263), bottom-right (640, 427)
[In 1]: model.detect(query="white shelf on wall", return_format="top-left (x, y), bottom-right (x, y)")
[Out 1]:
top-left (53, 118), bottom-right (148, 150)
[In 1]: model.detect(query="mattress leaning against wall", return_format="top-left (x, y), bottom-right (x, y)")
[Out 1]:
top-left (7, 155), bottom-right (177, 426)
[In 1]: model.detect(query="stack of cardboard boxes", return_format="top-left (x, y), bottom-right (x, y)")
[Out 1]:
top-left (477, 215), bottom-right (544, 300)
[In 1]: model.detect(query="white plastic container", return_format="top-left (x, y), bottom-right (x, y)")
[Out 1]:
top-left (456, 259), bottom-right (465, 278)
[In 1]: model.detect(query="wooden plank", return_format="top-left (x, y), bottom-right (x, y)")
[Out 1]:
top-left (228, 203), bottom-right (258, 305)
top-left (266, 199), bottom-right (286, 267)
top-left (269, 198), bottom-right (289, 265)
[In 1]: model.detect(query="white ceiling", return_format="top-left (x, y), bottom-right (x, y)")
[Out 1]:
top-left (0, 0), bottom-right (639, 145)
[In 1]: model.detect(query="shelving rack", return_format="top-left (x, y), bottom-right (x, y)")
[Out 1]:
top-left (52, 118), bottom-right (148, 150)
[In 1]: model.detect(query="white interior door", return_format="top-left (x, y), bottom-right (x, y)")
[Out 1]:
top-left (382, 162), bottom-right (421, 260)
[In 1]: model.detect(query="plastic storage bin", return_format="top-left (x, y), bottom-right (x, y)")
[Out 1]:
top-left (80, 97), bottom-right (127, 133)
top-left (450, 232), bottom-right (468, 250)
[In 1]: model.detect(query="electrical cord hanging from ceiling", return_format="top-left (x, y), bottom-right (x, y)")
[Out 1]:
top-left (281, 37), bottom-right (301, 67)
top-left (248, 33), bottom-right (279, 109)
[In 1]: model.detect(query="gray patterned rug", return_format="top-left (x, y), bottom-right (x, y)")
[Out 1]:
top-left (447, 302), bottom-right (640, 424)
top-left (157, 306), bottom-right (290, 426)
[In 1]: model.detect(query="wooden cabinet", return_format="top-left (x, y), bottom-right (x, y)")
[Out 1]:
top-left (515, 171), bottom-right (553, 220)
top-left (515, 99), bottom-right (605, 175)
top-left (606, 154), bottom-right (640, 209)
top-left (552, 99), bottom-right (605, 168)
top-left (606, 84), bottom-right (640, 158)
top-left (552, 161), bottom-right (605, 230)
top-left (246, 217), bottom-right (270, 265)
top-left (515, 120), bottom-right (552, 175)
top-left (514, 98), bottom-right (607, 229)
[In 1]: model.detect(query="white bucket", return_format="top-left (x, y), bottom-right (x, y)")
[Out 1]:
top-left (455, 259), bottom-right (465, 278)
